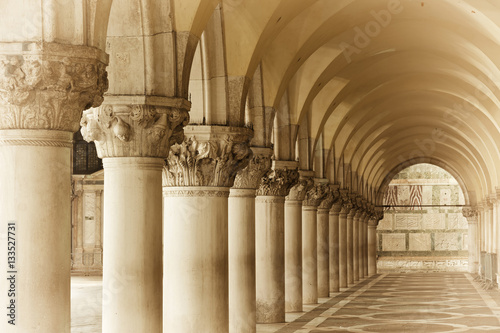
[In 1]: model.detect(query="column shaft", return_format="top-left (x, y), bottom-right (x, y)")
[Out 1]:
top-left (164, 187), bottom-right (229, 332)
top-left (329, 210), bottom-right (340, 292)
top-left (468, 222), bottom-right (478, 273)
top-left (0, 130), bottom-right (72, 333)
top-left (339, 211), bottom-right (348, 288)
top-left (353, 214), bottom-right (359, 281)
top-left (229, 189), bottom-right (256, 333)
top-left (317, 208), bottom-right (329, 297)
top-left (347, 211), bottom-right (354, 285)
top-left (368, 222), bottom-right (378, 276)
top-left (256, 196), bottom-right (286, 323)
top-left (302, 206), bottom-right (318, 304)
top-left (363, 219), bottom-right (369, 277)
top-left (103, 158), bottom-right (163, 333)
top-left (285, 200), bottom-right (303, 312)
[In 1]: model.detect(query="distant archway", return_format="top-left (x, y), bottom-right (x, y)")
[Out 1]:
top-left (376, 163), bottom-right (469, 273)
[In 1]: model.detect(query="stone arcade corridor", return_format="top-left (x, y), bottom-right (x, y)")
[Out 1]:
top-left (3, 0), bottom-right (500, 332)
top-left (71, 273), bottom-right (500, 333)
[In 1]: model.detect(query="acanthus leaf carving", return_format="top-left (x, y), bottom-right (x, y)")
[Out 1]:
top-left (0, 43), bottom-right (108, 132)
top-left (286, 177), bottom-right (314, 201)
top-left (303, 183), bottom-right (329, 207)
top-left (163, 126), bottom-right (253, 187)
top-left (233, 148), bottom-right (272, 189)
top-left (256, 168), bottom-right (299, 197)
top-left (319, 185), bottom-right (340, 210)
top-left (81, 102), bottom-right (190, 158)
top-left (462, 207), bottom-right (478, 222)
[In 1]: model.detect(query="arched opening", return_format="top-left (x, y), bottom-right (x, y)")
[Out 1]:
top-left (377, 163), bottom-right (469, 272)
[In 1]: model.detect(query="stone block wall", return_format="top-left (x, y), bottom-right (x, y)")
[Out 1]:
top-left (71, 171), bottom-right (104, 275)
top-left (377, 164), bottom-right (468, 272)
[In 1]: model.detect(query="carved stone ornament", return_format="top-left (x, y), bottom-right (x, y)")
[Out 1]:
top-left (462, 207), bottom-right (478, 222)
top-left (286, 177), bottom-right (314, 201)
top-left (374, 207), bottom-right (384, 221)
top-left (81, 100), bottom-right (190, 158)
top-left (233, 147), bottom-right (273, 189)
top-left (256, 168), bottom-right (299, 197)
top-left (319, 185), bottom-right (340, 210)
top-left (339, 189), bottom-right (353, 214)
top-left (0, 42), bottom-right (108, 132)
top-left (303, 184), bottom-right (329, 207)
top-left (163, 126), bottom-right (253, 187)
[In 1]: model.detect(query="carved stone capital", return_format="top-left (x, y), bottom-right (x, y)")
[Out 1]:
top-left (163, 125), bottom-right (253, 187)
top-left (233, 147), bottom-right (272, 189)
top-left (339, 189), bottom-right (353, 214)
top-left (374, 207), bottom-right (384, 221)
top-left (286, 175), bottom-right (314, 201)
top-left (303, 183), bottom-right (329, 207)
top-left (318, 185), bottom-right (340, 210)
top-left (331, 202), bottom-right (342, 214)
top-left (0, 42), bottom-right (108, 131)
top-left (462, 207), bottom-right (478, 223)
top-left (81, 99), bottom-right (190, 158)
top-left (368, 219), bottom-right (379, 227)
top-left (256, 167), bottom-right (299, 197)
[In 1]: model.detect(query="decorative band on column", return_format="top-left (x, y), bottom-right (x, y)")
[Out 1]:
top-left (0, 129), bottom-right (73, 147)
top-left (317, 208), bottom-right (330, 215)
top-left (229, 188), bottom-right (256, 198)
top-left (163, 186), bottom-right (230, 198)
top-left (255, 196), bottom-right (285, 204)
top-left (102, 157), bottom-right (165, 170)
top-left (303, 206), bottom-right (317, 212)
top-left (285, 200), bottom-right (303, 207)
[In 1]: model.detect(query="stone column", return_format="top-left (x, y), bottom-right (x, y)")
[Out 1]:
top-left (229, 147), bottom-right (272, 333)
top-left (368, 218), bottom-right (379, 276)
top-left (339, 191), bottom-right (352, 288)
top-left (0, 43), bottom-right (107, 333)
top-left (363, 213), bottom-right (370, 277)
top-left (317, 185), bottom-right (336, 298)
top-left (497, 189), bottom-right (500, 282)
top-left (284, 175), bottom-right (313, 312)
top-left (347, 206), bottom-right (355, 285)
top-left (352, 209), bottom-right (361, 282)
top-left (463, 207), bottom-right (479, 274)
top-left (358, 211), bottom-right (365, 280)
top-left (330, 199), bottom-right (341, 292)
top-left (302, 183), bottom-right (328, 304)
top-left (82, 99), bottom-right (190, 332)
top-left (163, 126), bottom-right (252, 333)
top-left (255, 163), bottom-right (299, 323)
top-left (93, 190), bottom-right (103, 267)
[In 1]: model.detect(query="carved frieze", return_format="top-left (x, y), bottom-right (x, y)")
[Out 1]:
top-left (256, 168), bottom-right (299, 197)
top-left (163, 126), bottom-right (253, 187)
top-left (0, 43), bottom-right (108, 131)
top-left (81, 101), bottom-right (190, 158)
top-left (233, 147), bottom-right (272, 189)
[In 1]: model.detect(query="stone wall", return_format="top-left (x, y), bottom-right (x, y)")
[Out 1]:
top-left (377, 164), bottom-right (468, 272)
top-left (71, 171), bottom-right (104, 275)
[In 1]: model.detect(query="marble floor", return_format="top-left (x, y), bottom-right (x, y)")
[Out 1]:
top-left (71, 273), bottom-right (500, 332)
